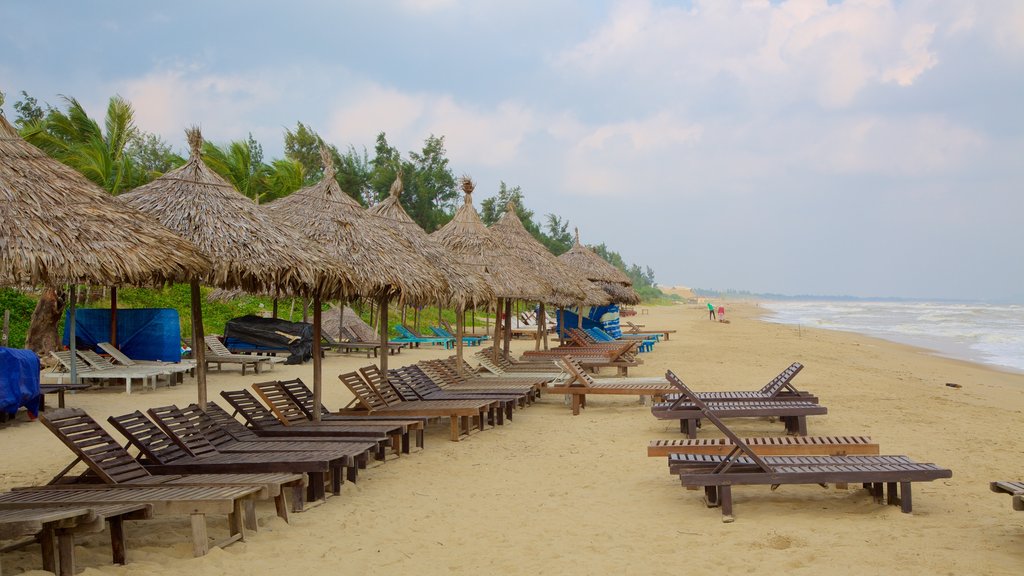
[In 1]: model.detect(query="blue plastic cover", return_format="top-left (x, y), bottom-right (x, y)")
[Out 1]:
top-left (555, 304), bottom-right (622, 338)
top-left (63, 308), bottom-right (183, 362)
top-left (0, 347), bottom-right (41, 417)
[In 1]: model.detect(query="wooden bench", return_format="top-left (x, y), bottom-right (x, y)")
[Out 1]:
top-left (38, 383), bottom-right (92, 410)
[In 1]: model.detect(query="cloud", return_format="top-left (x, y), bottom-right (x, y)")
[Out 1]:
top-left (555, 0), bottom-right (943, 109)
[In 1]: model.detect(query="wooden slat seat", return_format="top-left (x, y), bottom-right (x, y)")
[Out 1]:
top-left (204, 336), bottom-right (284, 375)
top-left (661, 362), bottom-right (817, 403)
top-left (990, 481), bottom-right (1024, 511)
top-left (648, 436), bottom-right (879, 457)
top-left (546, 356), bottom-right (676, 415)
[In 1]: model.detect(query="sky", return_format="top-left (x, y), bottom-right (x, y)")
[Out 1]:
top-left (2, 0), bottom-right (1022, 302)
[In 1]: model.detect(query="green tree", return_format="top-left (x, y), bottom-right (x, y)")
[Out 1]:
top-left (335, 145), bottom-right (373, 206)
top-left (405, 134), bottom-right (457, 231)
top-left (22, 95), bottom-right (143, 194)
top-left (284, 122), bottom-right (327, 185)
top-left (13, 91), bottom-right (45, 127)
top-left (541, 214), bottom-right (573, 255)
top-left (368, 132), bottom-right (402, 202)
top-left (126, 131), bottom-right (183, 180)
top-left (202, 134), bottom-right (270, 203)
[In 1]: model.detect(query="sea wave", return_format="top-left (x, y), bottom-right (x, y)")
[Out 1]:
top-left (761, 301), bottom-right (1024, 372)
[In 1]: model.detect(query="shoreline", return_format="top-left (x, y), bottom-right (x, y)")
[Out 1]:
top-left (2, 301), bottom-right (1023, 574)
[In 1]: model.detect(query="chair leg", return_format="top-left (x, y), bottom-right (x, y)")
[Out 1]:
top-left (900, 482), bottom-right (913, 513)
top-left (109, 516), bottom-right (127, 564)
top-left (190, 513), bottom-right (209, 557)
top-left (720, 486), bottom-right (734, 522)
top-left (887, 482), bottom-right (899, 506)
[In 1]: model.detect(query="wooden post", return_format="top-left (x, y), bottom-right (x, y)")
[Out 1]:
top-left (2, 309), bottom-right (9, 347)
top-left (312, 292), bottom-right (323, 423)
top-left (536, 302), bottom-right (545, 351)
top-left (378, 297), bottom-right (389, 374)
top-left (438, 303), bottom-right (442, 327)
top-left (502, 299), bottom-right (512, 360)
top-left (455, 308), bottom-right (465, 376)
top-left (578, 302), bottom-right (584, 328)
top-left (471, 306), bottom-right (476, 335)
top-left (109, 286), bottom-right (118, 348)
top-left (338, 297), bottom-right (346, 341)
top-left (189, 280), bottom-right (207, 408)
top-left (491, 298), bottom-right (502, 362)
top-left (414, 306), bottom-right (420, 333)
top-left (68, 284), bottom-right (78, 386)
top-left (558, 307), bottom-right (564, 341)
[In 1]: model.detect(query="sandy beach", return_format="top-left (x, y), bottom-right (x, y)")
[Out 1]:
top-left (2, 301), bottom-right (1024, 575)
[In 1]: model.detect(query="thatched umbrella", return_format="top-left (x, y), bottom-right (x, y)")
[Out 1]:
top-left (557, 228), bottom-right (641, 334)
top-left (266, 147), bottom-right (448, 376)
top-left (488, 201), bottom-right (596, 350)
top-left (0, 114), bottom-right (209, 386)
top-left (369, 175), bottom-right (494, 369)
top-left (433, 178), bottom-right (554, 360)
top-left (119, 128), bottom-right (352, 409)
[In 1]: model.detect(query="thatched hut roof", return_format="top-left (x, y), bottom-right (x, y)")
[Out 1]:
top-left (487, 201), bottom-right (593, 306)
top-left (264, 147), bottom-right (446, 306)
top-left (0, 115), bottom-right (209, 287)
top-left (432, 178), bottom-right (551, 301)
top-left (558, 228), bottom-right (641, 305)
top-left (119, 128), bottom-right (348, 297)
top-left (368, 175), bottom-right (493, 308)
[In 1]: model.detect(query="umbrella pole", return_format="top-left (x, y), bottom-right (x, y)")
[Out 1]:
top-left (502, 299), bottom-right (512, 361)
top-left (578, 302), bottom-right (583, 329)
top-left (338, 294), bottom-right (346, 341)
top-left (491, 298), bottom-right (502, 362)
top-left (378, 296), bottom-right (389, 374)
top-left (558, 307), bottom-right (564, 341)
top-left (68, 284), bottom-right (77, 386)
top-left (455, 307), bottom-right (465, 376)
top-left (189, 280), bottom-right (208, 408)
top-left (312, 292), bottom-right (323, 423)
top-left (471, 307), bottom-right (475, 335)
top-left (109, 286), bottom-right (117, 348)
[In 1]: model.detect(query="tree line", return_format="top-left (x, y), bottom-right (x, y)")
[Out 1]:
top-left (1, 89), bottom-right (664, 295)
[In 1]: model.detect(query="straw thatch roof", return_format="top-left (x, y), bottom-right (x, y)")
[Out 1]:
top-left (0, 115), bottom-right (209, 287)
top-left (558, 228), bottom-right (641, 305)
top-left (487, 201), bottom-right (598, 306)
top-left (368, 175), bottom-right (494, 309)
top-left (432, 179), bottom-right (552, 301)
top-left (264, 147), bottom-right (447, 306)
top-left (118, 128), bottom-right (348, 297)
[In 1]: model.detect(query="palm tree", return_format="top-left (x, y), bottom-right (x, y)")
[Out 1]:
top-left (21, 95), bottom-right (142, 194)
top-left (201, 136), bottom-right (270, 203)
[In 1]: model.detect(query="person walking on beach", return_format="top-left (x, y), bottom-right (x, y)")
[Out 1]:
top-left (707, 302), bottom-right (716, 320)
top-left (717, 305), bottom-right (726, 322)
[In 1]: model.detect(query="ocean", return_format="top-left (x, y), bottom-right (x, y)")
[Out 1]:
top-left (760, 301), bottom-right (1024, 373)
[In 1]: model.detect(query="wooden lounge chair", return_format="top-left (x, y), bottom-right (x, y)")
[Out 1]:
top-left (76, 349), bottom-right (174, 392)
top-left (337, 369), bottom-right (492, 442)
top-left (990, 481), bottom-right (1024, 511)
top-left (521, 342), bottom-right (641, 375)
top-left (0, 504), bottom-right (151, 575)
top-left (547, 356), bottom-right (679, 415)
top-left (96, 342), bottom-right (195, 381)
top-left (359, 364), bottom-right (507, 425)
top-left (37, 408), bottom-right (308, 517)
top-left (217, 389), bottom-right (415, 456)
top-left (48, 351), bottom-right (164, 395)
top-left (107, 410), bottom-right (372, 502)
top-left (430, 326), bottom-right (484, 346)
top-left (660, 362), bottom-right (818, 403)
top-left (392, 364), bottom-right (534, 407)
top-left (580, 327), bottom-right (657, 353)
top-left (384, 366), bottom-right (519, 422)
top-left (418, 359), bottom-right (545, 397)
top-left (662, 371), bottom-right (951, 521)
top-left (204, 335), bottom-right (284, 375)
top-left (0, 485), bottom-right (260, 557)
top-left (472, 349), bottom-right (561, 379)
top-left (647, 436), bottom-right (880, 457)
top-left (250, 380), bottom-right (424, 453)
top-left (339, 326), bottom-right (406, 356)
top-left (651, 372), bottom-right (827, 438)
top-left (621, 320), bottom-right (675, 340)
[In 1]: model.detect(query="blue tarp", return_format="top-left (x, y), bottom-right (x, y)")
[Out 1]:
top-left (0, 347), bottom-right (41, 417)
top-left (555, 304), bottom-right (622, 338)
top-left (63, 308), bottom-right (183, 362)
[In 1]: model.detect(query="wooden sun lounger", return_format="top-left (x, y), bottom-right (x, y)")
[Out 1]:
top-left (0, 485), bottom-right (260, 557)
top-left (647, 436), bottom-right (880, 457)
top-left (216, 389), bottom-right (414, 456)
top-left (547, 355), bottom-right (676, 415)
top-left (393, 364), bottom-right (534, 407)
top-left (36, 408), bottom-right (307, 520)
top-left (662, 371), bottom-right (951, 521)
top-left (107, 411), bottom-right (372, 502)
top-left (248, 382), bottom-right (411, 456)
top-left (97, 342), bottom-right (195, 381)
top-left (652, 371), bottom-right (827, 438)
top-left (384, 367), bottom-right (518, 423)
top-left (660, 362), bottom-right (817, 403)
top-left (359, 365), bottom-right (507, 427)
top-left (473, 350), bottom-right (562, 379)
top-left (990, 481), bottom-right (1024, 511)
top-left (417, 360), bottom-right (544, 397)
top-left (622, 321), bottom-right (675, 340)
top-left (49, 351), bottom-right (164, 395)
top-left (0, 504), bottom-right (151, 575)
top-left (337, 370), bottom-right (493, 442)
top-left (204, 336), bottom-right (284, 375)
top-left (270, 379), bottom-right (425, 452)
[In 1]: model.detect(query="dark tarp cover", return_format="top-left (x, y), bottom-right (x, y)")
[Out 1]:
top-left (0, 347), bottom-right (41, 417)
top-left (224, 315), bottom-right (312, 365)
top-left (63, 308), bottom-right (183, 362)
